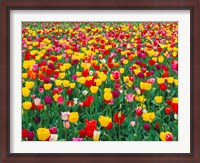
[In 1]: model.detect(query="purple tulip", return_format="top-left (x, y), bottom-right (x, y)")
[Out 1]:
top-left (138, 72), bottom-right (144, 79)
top-left (44, 96), bottom-right (53, 104)
top-left (144, 123), bottom-right (150, 131)
top-left (43, 77), bottom-right (50, 84)
top-left (27, 131), bottom-right (35, 141)
top-left (138, 53), bottom-right (146, 59)
top-left (135, 60), bottom-right (141, 65)
top-left (34, 116), bottom-right (40, 124)
top-left (112, 90), bottom-right (120, 98)
top-left (156, 64), bottom-right (161, 70)
top-left (48, 62), bottom-right (55, 70)
top-left (150, 70), bottom-right (155, 75)
top-left (73, 59), bottom-right (79, 65)
top-left (132, 85), bottom-right (137, 89)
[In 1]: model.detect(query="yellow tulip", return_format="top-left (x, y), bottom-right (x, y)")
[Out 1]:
top-left (55, 80), bottom-right (62, 86)
top-left (68, 112), bottom-right (79, 123)
top-left (94, 78), bottom-right (102, 87)
top-left (157, 78), bottom-right (165, 84)
top-left (142, 112), bottom-right (156, 123)
top-left (104, 92), bottom-right (112, 101)
top-left (98, 116), bottom-right (112, 127)
top-left (22, 87), bottom-right (30, 97)
top-left (44, 83), bottom-right (52, 90)
top-left (167, 77), bottom-right (174, 84)
top-left (77, 77), bottom-right (86, 84)
top-left (62, 80), bottom-right (70, 87)
top-left (90, 86), bottom-right (99, 94)
top-left (59, 73), bottom-right (66, 79)
top-left (22, 101), bottom-right (32, 110)
top-left (69, 83), bottom-right (76, 89)
top-left (154, 96), bottom-right (163, 104)
top-left (37, 128), bottom-right (50, 141)
top-left (93, 130), bottom-right (101, 141)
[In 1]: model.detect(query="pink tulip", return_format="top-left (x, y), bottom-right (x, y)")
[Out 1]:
top-left (112, 71), bottom-right (120, 80)
top-left (34, 98), bottom-right (41, 106)
top-left (39, 87), bottom-right (44, 93)
top-left (147, 78), bottom-right (156, 84)
top-left (57, 96), bottom-right (64, 105)
top-left (130, 121), bottom-right (136, 127)
top-left (61, 112), bottom-right (70, 121)
top-left (63, 121), bottom-right (70, 129)
top-left (126, 94), bottom-right (134, 102)
top-left (72, 138), bottom-right (83, 141)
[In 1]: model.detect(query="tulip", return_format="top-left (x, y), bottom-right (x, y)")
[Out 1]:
top-left (174, 114), bottom-right (178, 120)
top-left (34, 116), bottom-right (40, 124)
top-left (66, 88), bottom-right (72, 95)
top-left (49, 134), bottom-right (58, 141)
top-left (112, 90), bottom-right (120, 98)
top-left (130, 121), bottom-right (136, 127)
top-left (165, 107), bottom-right (171, 115)
top-left (125, 94), bottom-right (134, 102)
top-left (57, 96), bottom-right (64, 104)
top-left (93, 130), bottom-right (101, 141)
top-left (49, 127), bottom-right (57, 134)
top-left (61, 112), bottom-right (70, 121)
top-left (34, 98), bottom-right (41, 106)
top-left (22, 129), bottom-right (28, 139)
top-left (44, 96), bottom-right (53, 104)
top-left (144, 123), bottom-right (150, 131)
top-left (63, 121), bottom-right (70, 129)
top-left (27, 131), bottom-right (35, 141)
top-left (112, 71), bottom-right (120, 80)
top-left (135, 107), bottom-right (143, 116)
top-left (72, 138), bottom-right (83, 141)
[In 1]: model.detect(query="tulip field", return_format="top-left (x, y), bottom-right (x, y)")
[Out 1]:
top-left (22, 22), bottom-right (178, 141)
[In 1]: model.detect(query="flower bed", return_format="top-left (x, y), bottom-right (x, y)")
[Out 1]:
top-left (22, 22), bottom-right (178, 141)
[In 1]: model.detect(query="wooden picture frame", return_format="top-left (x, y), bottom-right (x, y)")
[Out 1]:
top-left (1, 0), bottom-right (199, 162)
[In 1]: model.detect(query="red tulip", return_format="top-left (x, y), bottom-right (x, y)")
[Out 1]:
top-left (22, 129), bottom-right (28, 139)
top-left (114, 112), bottom-right (125, 125)
top-left (166, 133), bottom-right (173, 141)
top-left (37, 104), bottom-right (44, 111)
top-left (31, 102), bottom-right (36, 110)
top-left (159, 83), bottom-right (167, 91)
top-left (165, 107), bottom-right (171, 115)
top-left (49, 127), bottom-right (57, 134)
top-left (82, 69), bottom-right (89, 77)
top-left (106, 122), bottom-right (113, 130)
top-left (79, 129), bottom-right (86, 138)
top-left (135, 107), bottom-right (143, 116)
top-left (166, 99), bottom-right (172, 105)
top-left (112, 71), bottom-right (120, 80)
top-left (66, 100), bottom-right (74, 106)
top-left (66, 88), bottom-right (72, 95)
top-left (171, 103), bottom-right (178, 113)
top-left (155, 122), bottom-right (160, 130)
top-left (85, 80), bottom-right (94, 87)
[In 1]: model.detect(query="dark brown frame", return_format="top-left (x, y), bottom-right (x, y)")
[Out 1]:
top-left (1, 0), bottom-right (199, 162)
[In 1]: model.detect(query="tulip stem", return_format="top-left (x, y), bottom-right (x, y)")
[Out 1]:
top-left (131, 127), bottom-right (134, 141)
top-left (65, 129), bottom-right (68, 141)
top-left (71, 123), bottom-right (76, 137)
top-left (118, 120), bottom-right (121, 140)
top-left (25, 110), bottom-right (29, 129)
